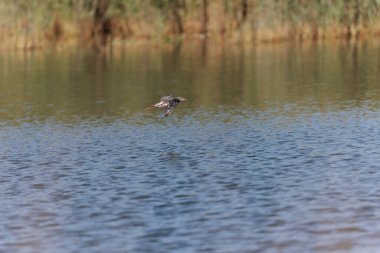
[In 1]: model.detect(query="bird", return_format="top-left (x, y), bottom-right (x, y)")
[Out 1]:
top-left (145, 94), bottom-right (186, 117)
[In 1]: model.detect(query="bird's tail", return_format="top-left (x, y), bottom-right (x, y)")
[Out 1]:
top-left (144, 106), bottom-right (155, 110)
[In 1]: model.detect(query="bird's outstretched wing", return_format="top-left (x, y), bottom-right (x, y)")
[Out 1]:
top-left (160, 95), bottom-right (173, 103)
top-left (164, 107), bottom-right (175, 117)
top-left (144, 101), bottom-right (168, 110)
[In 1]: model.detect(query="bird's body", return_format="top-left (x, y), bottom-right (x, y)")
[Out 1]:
top-left (145, 95), bottom-right (186, 116)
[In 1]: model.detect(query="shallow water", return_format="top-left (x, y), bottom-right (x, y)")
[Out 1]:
top-left (2, 42), bottom-right (380, 252)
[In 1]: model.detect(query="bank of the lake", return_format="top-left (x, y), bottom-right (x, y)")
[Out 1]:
top-left (2, 0), bottom-right (380, 49)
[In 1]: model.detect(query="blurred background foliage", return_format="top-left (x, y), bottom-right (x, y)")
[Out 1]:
top-left (1, 0), bottom-right (380, 49)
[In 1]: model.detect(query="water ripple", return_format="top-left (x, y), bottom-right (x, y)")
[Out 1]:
top-left (1, 107), bottom-right (380, 253)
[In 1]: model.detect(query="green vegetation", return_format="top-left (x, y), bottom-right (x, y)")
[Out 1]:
top-left (1, 0), bottom-right (380, 49)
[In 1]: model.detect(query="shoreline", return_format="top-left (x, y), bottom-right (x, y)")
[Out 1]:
top-left (2, 0), bottom-right (380, 50)
top-left (2, 26), bottom-right (380, 51)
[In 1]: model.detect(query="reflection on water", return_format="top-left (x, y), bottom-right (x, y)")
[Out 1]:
top-left (2, 42), bottom-right (380, 252)
top-left (2, 42), bottom-right (380, 123)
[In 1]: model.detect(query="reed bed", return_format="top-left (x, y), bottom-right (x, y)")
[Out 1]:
top-left (1, 0), bottom-right (380, 49)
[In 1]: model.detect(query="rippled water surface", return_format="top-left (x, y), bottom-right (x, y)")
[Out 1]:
top-left (2, 43), bottom-right (380, 252)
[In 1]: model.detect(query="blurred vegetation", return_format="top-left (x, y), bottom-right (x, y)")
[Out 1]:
top-left (1, 0), bottom-right (380, 49)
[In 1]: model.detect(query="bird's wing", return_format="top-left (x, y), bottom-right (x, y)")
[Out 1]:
top-left (145, 101), bottom-right (168, 110)
top-left (155, 101), bottom-right (169, 108)
top-left (164, 107), bottom-right (175, 117)
top-left (160, 95), bottom-right (173, 103)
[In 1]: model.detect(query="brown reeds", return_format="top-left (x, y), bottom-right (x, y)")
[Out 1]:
top-left (0, 0), bottom-right (380, 50)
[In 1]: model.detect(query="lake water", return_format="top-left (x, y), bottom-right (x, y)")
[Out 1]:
top-left (2, 42), bottom-right (380, 253)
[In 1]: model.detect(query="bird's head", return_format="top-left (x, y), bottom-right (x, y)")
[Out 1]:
top-left (176, 96), bottom-right (187, 102)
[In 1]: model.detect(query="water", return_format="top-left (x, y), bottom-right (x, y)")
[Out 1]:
top-left (2, 42), bottom-right (380, 253)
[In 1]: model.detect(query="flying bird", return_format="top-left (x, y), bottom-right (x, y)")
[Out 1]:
top-left (145, 95), bottom-right (186, 117)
